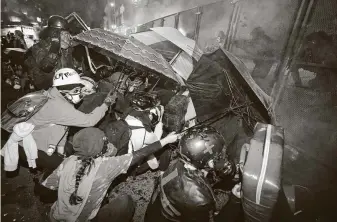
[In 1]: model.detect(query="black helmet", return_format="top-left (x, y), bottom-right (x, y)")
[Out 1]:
top-left (179, 126), bottom-right (225, 169)
top-left (48, 15), bottom-right (67, 29)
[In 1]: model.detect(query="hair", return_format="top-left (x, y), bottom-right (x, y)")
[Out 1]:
top-left (69, 157), bottom-right (95, 205)
top-left (69, 142), bottom-right (108, 206)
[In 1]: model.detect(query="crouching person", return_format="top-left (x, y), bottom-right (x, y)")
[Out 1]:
top-left (23, 68), bottom-right (115, 171)
top-left (41, 127), bottom-right (179, 222)
top-left (144, 126), bottom-right (236, 222)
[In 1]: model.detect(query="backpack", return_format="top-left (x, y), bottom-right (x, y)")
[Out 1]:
top-left (162, 94), bottom-right (189, 133)
top-left (99, 115), bottom-right (146, 156)
top-left (1, 90), bottom-right (49, 132)
top-left (99, 119), bottom-right (132, 156)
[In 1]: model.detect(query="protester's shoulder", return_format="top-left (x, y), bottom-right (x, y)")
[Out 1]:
top-left (100, 154), bottom-right (133, 174)
top-left (101, 154), bottom-right (132, 166)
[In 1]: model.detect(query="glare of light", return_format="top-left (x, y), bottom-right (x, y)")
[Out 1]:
top-left (110, 2), bottom-right (115, 7)
top-left (111, 24), bottom-right (117, 29)
top-left (22, 10), bottom-right (28, 15)
top-left (9, 16), bottom-right (21, 22)
top-left (36, 17), bottom-right (41, 22)
top-left (178, 28), bottom-right (187, 36)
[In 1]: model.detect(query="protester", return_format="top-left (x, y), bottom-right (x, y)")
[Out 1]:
top-left (24, 15), bottom-right (74, 90)
top-left (16, 68), bottom-right (116, 172)
top-left (144, 126), bottom-right (236, 222)
top-left (41, 127), bottom-right (179, 222)
top-left (123, 92), bottom-right (164, 171)
top-left (13, 30), bottom-right (28, 50)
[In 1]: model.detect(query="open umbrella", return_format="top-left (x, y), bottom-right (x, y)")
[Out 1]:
top-left (65, 12), bottom-right (90, 36)
top-left (131, 27), bottom-right (202, 80)
top-left (150, 27), bottom-right (203, 61)
top-left (186, 47), bottom-right (272, 146)
top-left (73, 29), bottom-right (184, 85)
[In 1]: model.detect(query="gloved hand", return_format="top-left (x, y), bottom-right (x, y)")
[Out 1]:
top-left (160, 132), bottom-right (181, 146)
top-left (104, 92), bottom-right (118, 107)
top-left (232, 183), bottom-right (242, 199)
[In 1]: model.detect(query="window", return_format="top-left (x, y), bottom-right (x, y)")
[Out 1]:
top-left (153, 19), bottom-right (163, 27)
top-left (177, 9), bottom-right (198, 39)
top-left (197, 1), bottom-right (233, 52)
top-left (163, 15), bottom-right (175, 27)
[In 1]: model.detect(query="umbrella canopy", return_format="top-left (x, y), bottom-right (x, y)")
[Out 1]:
top-left (131, 28), bottom-right (198, 80)
top-left (186, 47), bottom-right (271, 132)
top-left (73, 29), bottom-right (184, 84)
top-left (151, 27), bottom-right (203, 61)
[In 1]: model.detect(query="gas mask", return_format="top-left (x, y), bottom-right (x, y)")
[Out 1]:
top-left (60, 87), bottom-right (84, 104)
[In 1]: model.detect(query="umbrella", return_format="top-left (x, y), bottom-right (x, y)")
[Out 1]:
top-left (131, 28), bottom-right (201, 80)
top-left (186, 47), bottom-right (272, 143)
top-left (65, 12), bottom-right (90, 36)
top-left (73, 29), bottom-right (184, 84)
top-left (150, 27), bottom-right (203, 61)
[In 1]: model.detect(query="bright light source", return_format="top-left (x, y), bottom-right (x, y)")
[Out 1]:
top-left (111, 24), bottom-right (117, 29)
top-left (110, 2), bottom-right (115, 7)
top-left (9, 16), bottom-right (21, 22)
top-left (36, 17), bottom-right (41, 22)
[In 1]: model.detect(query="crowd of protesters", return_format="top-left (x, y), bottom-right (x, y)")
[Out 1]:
top-left (1, 15), bottom-right (244, 222)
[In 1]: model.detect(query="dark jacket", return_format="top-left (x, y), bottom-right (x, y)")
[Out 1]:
top-left (146, 159), bottom-right (216, 222)
top-left (24, 39), bottom-right (74, 90)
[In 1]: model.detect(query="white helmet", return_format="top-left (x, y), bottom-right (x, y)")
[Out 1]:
top-left (53, 68), bottom-right (82, 87)
top-left (80, 76), bottom-right (97, 95)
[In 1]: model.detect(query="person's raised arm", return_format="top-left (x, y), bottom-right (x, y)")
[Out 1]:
top-left (52, 92), bottom-right (117, 127)
top-left (130, 132), bottom-right (179, 167)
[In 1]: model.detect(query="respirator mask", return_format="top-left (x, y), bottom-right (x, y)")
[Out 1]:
top-left (60, 86), bottom-right (84, 104)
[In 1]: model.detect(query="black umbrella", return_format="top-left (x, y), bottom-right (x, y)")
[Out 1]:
top-left (186, 47), bottom-right (272, 146)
